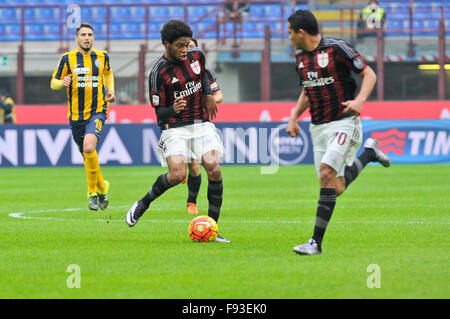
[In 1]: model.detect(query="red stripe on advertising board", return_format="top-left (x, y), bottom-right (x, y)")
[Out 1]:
top-left (13, 101), bottom-right (450, 124)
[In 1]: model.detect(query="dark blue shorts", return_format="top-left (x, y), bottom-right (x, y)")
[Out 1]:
top-left (70, 112), bottom-right (107, 153)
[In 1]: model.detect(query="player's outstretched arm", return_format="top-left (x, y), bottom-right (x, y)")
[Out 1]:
top-left (287, 89), bottom-right (309, 137)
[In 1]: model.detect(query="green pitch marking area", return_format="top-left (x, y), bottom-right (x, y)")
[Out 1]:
top-left (0, 164), bottom-right (448, 298)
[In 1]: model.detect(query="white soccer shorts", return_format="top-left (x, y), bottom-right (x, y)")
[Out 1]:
top-left (309, 116), bottom-right (362, 177)
top-left (158, 122), bottom-right (225, 167)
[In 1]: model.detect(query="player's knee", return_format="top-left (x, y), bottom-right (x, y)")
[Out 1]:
top-left (205, 164), bottom-right (221, 181)
top-left (170, 168), bottom-right (187, 185)
top-left (319, 164), bottom-right (336, 186)
top-left (83, 144), bottom-right (96, 154)
top-left (188, 163), bottom-right (201, 176)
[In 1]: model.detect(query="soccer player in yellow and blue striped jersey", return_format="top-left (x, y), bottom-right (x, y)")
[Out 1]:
top-left (51, 23), bottom-right (115, 211)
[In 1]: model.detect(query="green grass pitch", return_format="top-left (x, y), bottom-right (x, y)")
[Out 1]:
top-left (0, 164), bottom-right (448, 299)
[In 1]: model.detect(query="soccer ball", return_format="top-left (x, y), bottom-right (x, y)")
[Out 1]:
top-left (189, 215), bottom-right (218, 242)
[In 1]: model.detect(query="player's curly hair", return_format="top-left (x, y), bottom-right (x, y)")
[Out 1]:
top-left (160, 20), bottom-right (193, 44)
top-left (288, 10), bottom-right (319, 36)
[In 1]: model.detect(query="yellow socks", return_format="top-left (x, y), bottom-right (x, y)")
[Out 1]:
top-left (96, 159), bottom-right (106, 194)
top-left (83, 151), bottom-right (100, 194)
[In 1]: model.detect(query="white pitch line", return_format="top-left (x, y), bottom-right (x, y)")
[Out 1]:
top-left (6, 206), bottom-right (449, 225)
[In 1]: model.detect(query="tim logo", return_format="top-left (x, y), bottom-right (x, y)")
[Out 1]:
top-left (370, 129), bottom-right (407, 155)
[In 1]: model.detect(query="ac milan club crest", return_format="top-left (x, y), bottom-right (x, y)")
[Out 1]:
top-left (317, 51), bottom-right (329, 68)
top-left (190, 60), bottom-right (201, 75)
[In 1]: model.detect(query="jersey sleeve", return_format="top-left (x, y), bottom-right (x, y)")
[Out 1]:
top-left (149, 69), bottom-right (166, 109)
top-left (333, 40), bottom-right (367, 74)
top-left (104, 52), bottom-right (111, 72)
top-left (205, 65), bottom-right (220, 92)
top-left (52, 54), bottom-right (69, 80)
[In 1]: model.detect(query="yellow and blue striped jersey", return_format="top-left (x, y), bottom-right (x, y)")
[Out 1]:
top-left (52, 49), bottom-right (112, 121)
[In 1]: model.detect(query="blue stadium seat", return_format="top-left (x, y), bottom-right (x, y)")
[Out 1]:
top-left (263, 4), bottom-right (282, 18)
top-left (413, 13), bottom-right (432, 19)
top-left (147, 25), bottom-right (163, 39)
top-left (109, 22), bottom-right (122, 34)
top-left (80, 7), bottom-right (93, 19)
top-left (189, 6), bottom-right (208, 17)
top-left (44, 23), bottom-right (61, 40)
top-left (90, 22), bottom-right (105, 39)
top-left (26, 0), bottom-right (45, 4)
top-left (37, 8), bottom-right (56, 19)
top-left (121, 22), bottom-right (144, 39)
top-left (24, 8), bottom-right (36, 19)
top-left (249, 5), bottom-right (266, 16)
top-left (94, 7), bottom-right (107, 19)
top-left (132, 6), bottom-right (146, 18)
top-left (411, 20), bottom-right (425, 28)
top-left (170, 6), bottom-right (184, 18)
top-left (151, 7), bottom-right (170, 17)
top-left (148, 21), bottom-right (163, 34)
top-left (125, 22), bottom-right (142, 31)
top-left (1, 8), bottom-right (17, 20)
top-left (25, 23), bottom-right (45, 41)
top-left (64, 0), bottom-right (87, 4)
top-left (243, 30), bottom-right (264, 38)
top-left (8, 23), bottom-right (21, 33)
top-left (386, 20), bottom-right (405, 29)
top-left (426, 20), bottom-right (439, 29)
top-left (112, 7), bottom-right (132, 19)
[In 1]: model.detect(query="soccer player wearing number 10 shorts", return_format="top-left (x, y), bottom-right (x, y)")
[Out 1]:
top-left (286, 10), bottom-right (391, 255)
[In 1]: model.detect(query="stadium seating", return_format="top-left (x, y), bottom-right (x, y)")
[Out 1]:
top-left (0, 0), bottom-right (449, 41)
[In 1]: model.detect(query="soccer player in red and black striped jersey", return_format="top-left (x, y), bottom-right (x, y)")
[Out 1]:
top-left (183, 38), bottom-right (224, 215)
top-left (286, 10), bottom-right (390, 255)
top-left (126, 20), bottom-right (229, 242)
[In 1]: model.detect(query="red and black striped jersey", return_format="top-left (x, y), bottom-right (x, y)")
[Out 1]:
top-left (295, 37), bottom-right (367, 124)
top-left (149, 48), bottom-right (211, 129)
top-left (205, 65), bottom-right (220, 93)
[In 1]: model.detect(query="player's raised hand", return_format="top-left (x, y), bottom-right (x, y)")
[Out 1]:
top-left (173, 96), bottom-right (186, 113)
top-left (205, 94), bottom-right (217, 120)
top-left (62, 74), bottom-right (72, 87)
top-left (342, 99), bottom-right (363, 116)
top-left (286, 120), bottom-right (300, 137)
top-left (106, 91), bottom-right (116, 103)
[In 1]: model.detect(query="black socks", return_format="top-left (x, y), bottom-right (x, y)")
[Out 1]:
top-left (344, 148), bottom-right (375, 187)
top-left (187, 174), bottom-right (201, 204)
top-left (207, 179), bottom-right (223, 223)
top-left (141, 173), bottom-right (172, 209)
top-left (312, 188), bottom-right (337, 249)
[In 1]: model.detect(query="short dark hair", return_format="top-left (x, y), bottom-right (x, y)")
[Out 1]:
top-left (76, 23), bottom-right (94, 35)
top-left (288, 10), bottom-right (319, 36)
top-left (190, 37), bottom-right (198, 47)
top-left (160, 20), bottom-right (193, 44)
